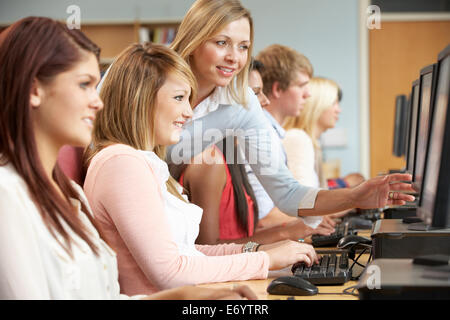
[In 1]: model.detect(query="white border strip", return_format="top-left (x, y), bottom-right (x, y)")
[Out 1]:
top-left (381, 12), bottom-right (450, 22)
top-left (359, 0), bottom-right (371, 179)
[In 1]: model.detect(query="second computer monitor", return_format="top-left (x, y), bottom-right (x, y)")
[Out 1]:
top-left (412, 64), bottom-right (436, 193)
top-left (405, 80), bottom-right (420, 174)
top-left (392, 94), bottom-right (408, 157)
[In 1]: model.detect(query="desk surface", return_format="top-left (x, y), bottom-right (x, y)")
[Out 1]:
top-left (197, 269), bottom-right (360, 300)
top-left (197, 231), bottom-right (373, 300)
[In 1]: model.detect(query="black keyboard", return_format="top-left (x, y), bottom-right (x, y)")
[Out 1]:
top-left (291, 251), bottom-right (350, 285)
top-left (311, 223), bottom-right (354, 247)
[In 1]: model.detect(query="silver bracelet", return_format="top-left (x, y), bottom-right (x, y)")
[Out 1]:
top-left (242, 241), bottom-right (260, 253)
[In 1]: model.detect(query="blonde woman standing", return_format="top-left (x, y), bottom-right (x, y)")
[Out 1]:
top-left (167, 0), bottom-right (415, 225)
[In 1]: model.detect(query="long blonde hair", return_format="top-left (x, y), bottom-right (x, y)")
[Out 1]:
top-left (170, 0), bottom-right (254, 107)
top-left (85, 43), bottom-right (197, 201)
top-left (284, 77), bottom-right (341, 149)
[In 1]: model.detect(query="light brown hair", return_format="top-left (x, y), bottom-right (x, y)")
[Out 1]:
top-left (256, 44), bottom-right (313, 97)
top-left (85, 43), bottom-right (197, 201)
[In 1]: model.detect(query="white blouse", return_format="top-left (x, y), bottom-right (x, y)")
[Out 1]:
top-left (0, 162), bottom-right (140, 300)
top-left (282, 129), bottom-right (324, 228)
top-left (138, 150), bottom-right (204, 257)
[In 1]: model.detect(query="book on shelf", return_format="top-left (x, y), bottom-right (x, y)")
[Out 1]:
top-left (139, 26), bottom-right (177, 45)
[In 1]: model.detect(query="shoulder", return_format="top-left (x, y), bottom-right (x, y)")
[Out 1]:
top-left (0, 164), bottom-right (37, 223)
top-left (283, 129), bottom-right (315, 158)
top-left (0, 163), bottom-right (27, 192)
top-left (284, 128), bottom-right (310, 140)
top-left (85, 144), bottom-right (160, 191)
top-left (89, 144), bottom-right (149, 171)
top-left (284, 129), bottom-right (313, 146)
top-left (184, 146), bottom-right (226, 189)
top-left (225, 86), bottom-right (260, 111)
top-left (92, 143), bottom-right (142, 161)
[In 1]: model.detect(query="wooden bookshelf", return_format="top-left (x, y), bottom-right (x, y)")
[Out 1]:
top-left (81, 20), bottom-right (181, 71)
top-left (81, 23), bottom-right (138, 64)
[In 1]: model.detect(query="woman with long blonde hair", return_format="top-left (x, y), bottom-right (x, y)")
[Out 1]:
top-left (283, 77), bottom-right (343, 190)
top-left (165, 0), bottom-right (415, 232)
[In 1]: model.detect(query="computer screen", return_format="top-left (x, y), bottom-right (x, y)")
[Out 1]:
top-left (392, 94), bottom-right (408, 157)
top-left (412, 64), bottom-right (436, 193)
top-left (417, 45), bottom-right (450, 229)
top-left (405, 80), bottom-right (420, 174)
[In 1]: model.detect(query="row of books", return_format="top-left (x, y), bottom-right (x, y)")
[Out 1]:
top-left (139, 26), bottom-right (176, 45)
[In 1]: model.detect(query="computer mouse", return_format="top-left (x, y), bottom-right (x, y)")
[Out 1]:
top-left (337, 234), bottom-right (372, 250)
top-left (266, 276), bottom-right (318, 296)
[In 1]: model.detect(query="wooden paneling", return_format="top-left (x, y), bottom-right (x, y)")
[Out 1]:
top-left (369, 21), bottom-right (450, 177)
top-left (81, 24), bottom-right (138, 61)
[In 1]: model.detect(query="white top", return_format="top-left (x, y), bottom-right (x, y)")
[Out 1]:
top-left (0, 162), bottom-right (140, 300)
top-left (283, 129), bottom-right (324, 228)
top-left (137, 150), bottom-right (205, 257)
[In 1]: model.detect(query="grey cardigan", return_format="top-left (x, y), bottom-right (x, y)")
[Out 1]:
top-left (166, 86), bottom-right (320, 216)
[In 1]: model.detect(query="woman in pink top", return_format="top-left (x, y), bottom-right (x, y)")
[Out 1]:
top-left (83, 43), bottom-right (319, 296)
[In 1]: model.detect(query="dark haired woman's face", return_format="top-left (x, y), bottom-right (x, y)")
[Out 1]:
top-left (30, 53), bottom-right (103, 149)
top-left (248, 70), bottom-right (270, 107)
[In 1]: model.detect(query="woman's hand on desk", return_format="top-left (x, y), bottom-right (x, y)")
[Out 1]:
top-left (350, 173), bottom-right (416, 209)
top-left (258, 240), bottom-right (319, 270)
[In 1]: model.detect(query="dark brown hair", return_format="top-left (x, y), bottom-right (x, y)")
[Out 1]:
top-left (0, 17), bottom-right (103, 257)
top-left (218, 137), bottom-right (259, 235)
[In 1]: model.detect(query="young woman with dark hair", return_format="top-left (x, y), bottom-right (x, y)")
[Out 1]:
top-left (0, 16), bottom-right (256, 300)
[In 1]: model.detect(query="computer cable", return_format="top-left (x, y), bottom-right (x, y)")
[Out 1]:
top-left (347, 243), bottom-right (373, 281)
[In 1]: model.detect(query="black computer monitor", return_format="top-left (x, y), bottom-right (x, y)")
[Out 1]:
top-left (392, 94), bottom-right (408, 157)
top-left (405, 80), bottom-right (420, 174)
top-left (412, 63), bottom-right (437, 193)
top-left (416, 45), bottom-right (450, 229)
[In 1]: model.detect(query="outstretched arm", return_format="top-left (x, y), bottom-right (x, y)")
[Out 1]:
top-left (298, 173), bottom-right (415, 216)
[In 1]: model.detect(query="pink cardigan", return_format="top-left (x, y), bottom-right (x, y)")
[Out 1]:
top-left (83, 144), bottom-right (269, 296)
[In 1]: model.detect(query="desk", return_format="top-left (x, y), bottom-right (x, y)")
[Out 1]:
top-left (198, 249), bottom-right (371, 300)
top-left (197, 230), bottom-right (373, 300)
top-left (197, 269), bottom-right (360, 300)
